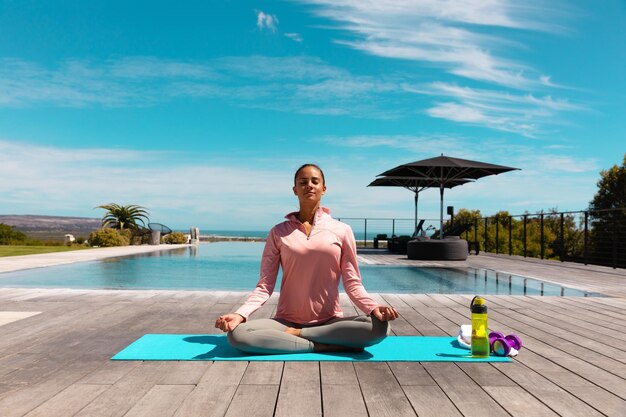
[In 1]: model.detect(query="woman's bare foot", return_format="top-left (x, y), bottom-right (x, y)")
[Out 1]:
top-left (285, 327), bottom-right (301, 337)
top-left (313, 343), bottom-right (364, 353)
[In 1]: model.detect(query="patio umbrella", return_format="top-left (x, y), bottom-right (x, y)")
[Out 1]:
top-left (377, 155), bottom-right (519, 238)
top-left (368, 176), bottom-right (471, 236)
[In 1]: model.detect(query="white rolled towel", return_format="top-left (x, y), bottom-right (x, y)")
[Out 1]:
top-left (457, 324), bottom-right (472, 349)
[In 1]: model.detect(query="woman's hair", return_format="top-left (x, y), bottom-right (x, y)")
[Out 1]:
top-left (294, 163), bottom-right (325, 185)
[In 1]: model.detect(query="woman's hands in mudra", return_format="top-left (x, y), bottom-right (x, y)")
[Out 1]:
top-left (216, 306), bottom-right (398, 332)
top-left (215, 313), bottom-right (245, 332)
top-left (371, 306), bottom-right (399, 321)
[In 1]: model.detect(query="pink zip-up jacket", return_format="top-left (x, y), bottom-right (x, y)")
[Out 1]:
top-left (235, 207), bottom-right (379, 324)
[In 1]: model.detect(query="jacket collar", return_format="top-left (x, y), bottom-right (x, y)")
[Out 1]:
top-left (285, 206), bottom-right (331, 223)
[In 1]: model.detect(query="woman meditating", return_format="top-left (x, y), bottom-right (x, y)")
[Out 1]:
top-left (215, 164), bottom-right (399, 354)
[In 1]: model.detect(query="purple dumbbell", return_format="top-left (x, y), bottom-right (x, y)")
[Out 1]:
top-left (489, 331), bottom-right (504, 347)
top-left (489, 332), bottom-right (523, 356)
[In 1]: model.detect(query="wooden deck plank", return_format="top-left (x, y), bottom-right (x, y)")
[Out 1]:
top-left (158, 361), bottom-right (212, 385)
top-left (0, 300), bottom-right (87, 351)
top-left (485, 307), bottom-right (626, 385)
top-left (394, 294), bottom-right (447, 336)
top-left (0, 354), bottom-right (108, 417)
top-left (124, 384), bottom-right (195, 417)
top-left (240, 361), bottom-right (283, 385)
top-left (173, 361), bottom-right (248, 417)
top-left (23, 383), bottom-right (110, 417)
top-left (73, 362), bottom-right (174, 417)
top-left (78, 360), bottom-right (141, 385)
top-left (402, 385), bottom-right (463, 417)
top-left (354, 362), bottom-right (417, 417)
top-left (422, 362), bottom-right (510, 416)
top-left (455, 363), bottom-right (518, 387)
top-left (490, 362), bottom-right (606, 417)
top-left (322, 384), bottom-right (369, 417)
top-left (379, 294), bottom-right (428, 336)
top-left (550, 296), bottom-right (626, 321)
top-left (482, 386), bottom-right (560, 417)
top-left (0, 352), bottom-right (41, 379)
top-left (224, 384), bottom-right (279, 417)
top-left (388, 362), bottom-right (437, 386)
top-left (320, 362), bottom-right (369, 417)
top-left (565, 386), bottom-right (626, 416)
top-left (274, 362), bottom-right (321, 417)
top-left (504, 295), bottom-right (626, 334)
top-left (492, 301), bottom-right (626, 360)
top-left (320, 362), bottom-right (358, 385)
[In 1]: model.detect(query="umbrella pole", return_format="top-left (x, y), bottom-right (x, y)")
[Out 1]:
top-left (414, 191), bottom-right (418, 237)
top-left (439, 185), bottom-right (444, 239)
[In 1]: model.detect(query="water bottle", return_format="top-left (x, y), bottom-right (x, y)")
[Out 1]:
top-left (470, 296), bottom-right (489, 357)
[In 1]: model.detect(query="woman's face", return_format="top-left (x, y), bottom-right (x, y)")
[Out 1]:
top-left (293, 166), bottom-right (326, 206)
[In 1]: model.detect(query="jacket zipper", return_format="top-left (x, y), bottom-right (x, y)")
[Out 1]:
top-left (307, 212), bottom-right (316, 240)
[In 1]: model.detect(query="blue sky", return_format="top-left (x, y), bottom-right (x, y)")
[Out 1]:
top-left (1, 0), bottom-right (624, 230)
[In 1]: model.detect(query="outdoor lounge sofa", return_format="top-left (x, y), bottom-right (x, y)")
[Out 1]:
top-left (388, 235), bottom-right (412, 254)
top-left (407, 236), bottom-right (469, 260)
top-left (373, 234), bottom-right (388, 249)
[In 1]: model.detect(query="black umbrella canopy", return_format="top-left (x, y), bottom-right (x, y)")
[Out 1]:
top-left (368, 176), bottom-right (471, 191)
top-left (376, 155), bottom-right (520, 238)
top-left (378, 155), bottom-right (519, 182)
top-left (368, 176), bottom-right (472, 236)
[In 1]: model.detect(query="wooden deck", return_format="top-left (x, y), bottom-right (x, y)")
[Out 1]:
top-left (0, 253), bottom-right (625, 416)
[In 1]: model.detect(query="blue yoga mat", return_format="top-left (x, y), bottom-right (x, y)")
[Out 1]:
top-left (112, 334), bottom-right (511, 362)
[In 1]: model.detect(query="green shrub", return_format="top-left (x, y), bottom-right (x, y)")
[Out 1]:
top-left (162, 232), bottom-right (188, 244)
top-left (119, 228), bottom-right (132, 241)
top-left (88, 228), bottom-right (130, 247)
top-left (0, 223), bottom-right (27, 245)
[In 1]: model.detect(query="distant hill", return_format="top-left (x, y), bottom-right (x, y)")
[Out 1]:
top-left (0, 214), bottom-right (102, 239)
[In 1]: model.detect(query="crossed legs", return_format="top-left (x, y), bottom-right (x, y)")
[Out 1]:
top-left (227, 315), bottom-right (389, 354)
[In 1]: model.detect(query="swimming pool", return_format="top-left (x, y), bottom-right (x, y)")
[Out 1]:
top-left (0, 242), bottom-right (598, 296)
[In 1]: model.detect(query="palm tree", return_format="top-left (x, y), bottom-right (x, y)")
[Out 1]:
top-left (97, 203), bottom-right (149, 231)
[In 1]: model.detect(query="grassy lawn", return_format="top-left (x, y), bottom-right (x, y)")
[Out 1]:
top-left (0, 245), bottom-right (90, 257)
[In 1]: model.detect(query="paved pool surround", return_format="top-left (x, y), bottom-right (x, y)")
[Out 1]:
top-left (0, 244), bottom-right (191, 274)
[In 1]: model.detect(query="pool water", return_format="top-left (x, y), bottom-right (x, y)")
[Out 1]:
top-left (0, 242), bottom-right (598, 296)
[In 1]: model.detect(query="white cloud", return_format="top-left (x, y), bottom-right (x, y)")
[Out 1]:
top-left (215, 55), bottom-right (344, 81)
top-left (318, 134), bottom-right (467, 157)
top-left (301, 0), bottom-right (570, 88)
top-left (428, 102), bottom-right (487, 123)
top-left (109, 56), bottom-right (217, 79)
top-left (256, 11), bottom-right (279, 32)
top-left (285, 33), bottom-right (303, 42)
top-left (405, 82), bottom-right (582, 136)
top-left (0, 56), bottom-right (404, 118)
top-left (0, 53), bottom-right (583, 134)
top-left (290, 0), bottom-right (582, 136)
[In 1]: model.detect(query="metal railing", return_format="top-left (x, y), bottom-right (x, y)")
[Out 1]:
top-left (464, 209), bottom-right (626, 269)
top-left (337, 217), bottom-right (440, 246)
top-left (341, 208), bottom-right (626, 269)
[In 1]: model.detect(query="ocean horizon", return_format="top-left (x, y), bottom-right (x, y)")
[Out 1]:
top-left (200, 229), bottom-right (269, 239)
top-left (189, 228), bottom-right (417, 241)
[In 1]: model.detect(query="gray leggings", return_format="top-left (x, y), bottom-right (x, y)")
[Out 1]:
top-left (227, 315), bottom-right (389, 354)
